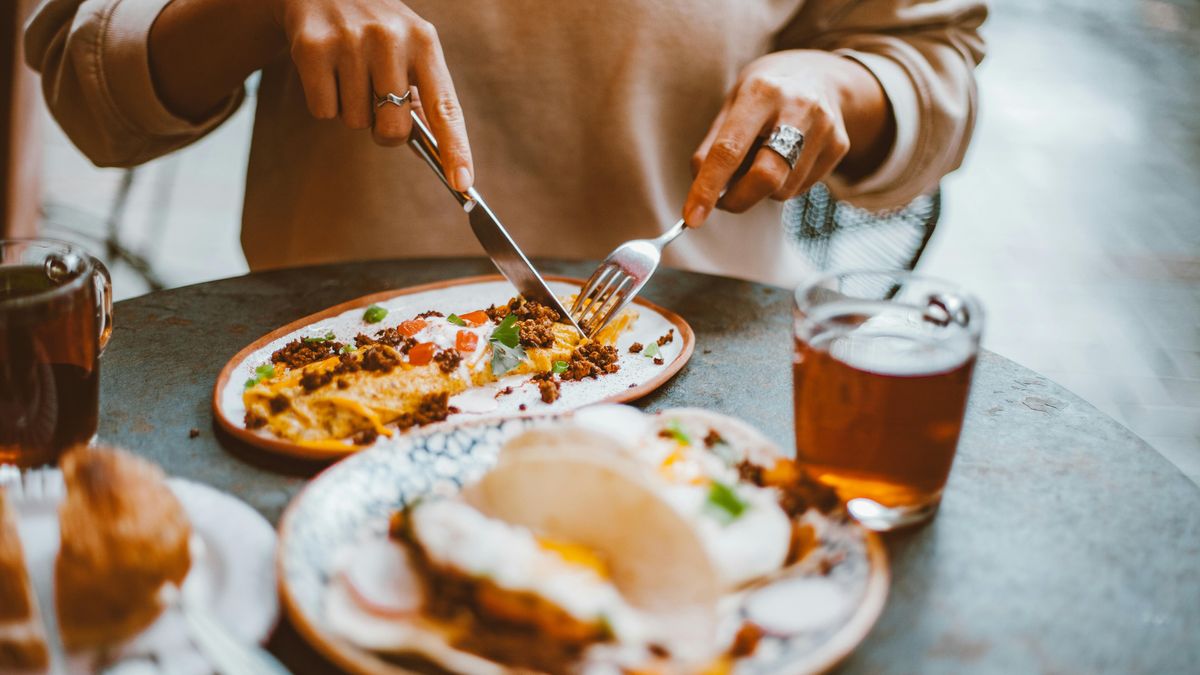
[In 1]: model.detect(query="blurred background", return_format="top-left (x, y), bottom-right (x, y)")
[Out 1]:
top-left (4, 0), bottom-right (1198, 483)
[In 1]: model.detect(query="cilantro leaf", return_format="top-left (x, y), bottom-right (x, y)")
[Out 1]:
top-left (363, 305), bottom-right (388, 324)
top-left (663, 419), bottom-right (691, 445)
top-left (552, 360), bottom-right (569, 374)
top-left (303, 330), bottom-right (336, 343)
top-left (643, 341), bottom-right (660, 358)
top-left (447, 313), bottom-right (467, 327)
top-left (339, 344), bottom-right (357, 354)
top-left (244, 363), bottom-right (277, 389)
top-left (490, 341), bottom-right (527, 376)
top-left (705, 481), bottom-right (749, 524)
top-left (487, 313), bottom-right (525, 375)
top-left (490, 313), bottom-right (520, 349)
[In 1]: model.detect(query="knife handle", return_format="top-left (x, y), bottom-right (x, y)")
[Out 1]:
top-left (407, 111), bottom-right (476, 211)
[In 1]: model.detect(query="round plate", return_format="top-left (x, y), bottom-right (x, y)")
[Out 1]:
top-left (277, 414), bottom-right (889, 675)
top-left (213, 275), bottom-right (694, 460)
top-left (5, 472), bottom-right (278, 675)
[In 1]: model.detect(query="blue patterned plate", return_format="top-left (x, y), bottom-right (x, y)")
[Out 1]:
top-left (277, 413), bottom-right (889, 674)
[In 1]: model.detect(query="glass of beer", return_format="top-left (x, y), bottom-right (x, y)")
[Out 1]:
top-left (1, 239), bottom-right (113, 468)
top-left (793, 270), bottom-right (982, 530)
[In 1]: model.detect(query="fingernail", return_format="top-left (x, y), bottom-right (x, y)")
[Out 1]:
top-left (685, 203), bottom-right (710, 227)
top-left (454, 167), bottom-right (472, 191)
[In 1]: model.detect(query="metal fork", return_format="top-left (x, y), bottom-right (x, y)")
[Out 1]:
top-left (569, 218), bottom-right (688, 337)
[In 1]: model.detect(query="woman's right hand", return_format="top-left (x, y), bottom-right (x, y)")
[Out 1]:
top-left (271, 0), bottom-right (474, 190)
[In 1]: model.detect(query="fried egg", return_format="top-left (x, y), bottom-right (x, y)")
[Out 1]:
top-left (406, 499), bottom-right (648, 645)
top-left (571, 405), bottom-right (792, 588)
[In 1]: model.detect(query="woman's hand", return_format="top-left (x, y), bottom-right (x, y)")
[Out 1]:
top-left (274, 0), bottom-right (473, 189)
top-left (150, 0), bottom-right (473, 191)
top-left (683, 51), bottom-right (894, 226)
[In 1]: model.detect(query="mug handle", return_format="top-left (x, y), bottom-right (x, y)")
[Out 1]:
top-left (91, 257), bottom-right (114, 354)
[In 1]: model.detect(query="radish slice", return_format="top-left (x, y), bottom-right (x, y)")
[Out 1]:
top-left (341, 539), bottom-right (424, 617)
top-left (744, 577), bottom-right (849, 635)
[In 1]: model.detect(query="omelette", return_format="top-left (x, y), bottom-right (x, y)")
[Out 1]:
top-left (242, 298), bottom-right (634, 450)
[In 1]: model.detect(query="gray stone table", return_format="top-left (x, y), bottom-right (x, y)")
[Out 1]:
top-left (99, 258), bottom-right (1200, 674)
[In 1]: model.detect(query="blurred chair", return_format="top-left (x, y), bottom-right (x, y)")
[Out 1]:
top-left (785, 183), bottom-right (941, 273)
top-left (40, 163), bottom-right (176, 291)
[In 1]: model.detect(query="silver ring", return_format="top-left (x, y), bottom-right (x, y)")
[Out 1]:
top-left (764, 124), bottom-right (805, 170)
top-left (374, 90), bottom-right (412, 108)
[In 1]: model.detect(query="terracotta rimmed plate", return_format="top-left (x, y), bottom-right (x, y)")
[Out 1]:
top-left (277, 413), bottom-right (890, 675)
top-left (213, 275), bottom-right (694, 460)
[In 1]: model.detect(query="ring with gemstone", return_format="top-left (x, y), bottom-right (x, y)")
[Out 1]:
top-left (374, 90), bottom-right (413, 108)
top-left (764, 124), bottom-right (805, 170)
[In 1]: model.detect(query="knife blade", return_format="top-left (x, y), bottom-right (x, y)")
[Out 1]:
top-left (407, 112), bottom-right (583, 335)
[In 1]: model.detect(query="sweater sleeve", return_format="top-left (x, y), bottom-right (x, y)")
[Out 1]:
top-left (776, 0), bottom-right (987, 210)
top-left (24, 0), bottom-right (243, 168)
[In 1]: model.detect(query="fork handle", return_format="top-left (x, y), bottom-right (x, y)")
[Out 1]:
top-left (653, 218), bottom-right (688, 248)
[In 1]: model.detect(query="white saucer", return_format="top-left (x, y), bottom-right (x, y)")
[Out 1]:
top-left (4, 471), bottom-right (278, 674)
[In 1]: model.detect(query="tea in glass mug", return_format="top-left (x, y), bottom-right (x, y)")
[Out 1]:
top-left (793, 271), bottom-right (982, 530)
top-left (0, 239), bottom-right (112, 468)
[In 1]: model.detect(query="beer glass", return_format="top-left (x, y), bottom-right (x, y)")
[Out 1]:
top-left (793, 271), bottom-right (982, 530)
top-left (1, 239), bottom-right (113, 467)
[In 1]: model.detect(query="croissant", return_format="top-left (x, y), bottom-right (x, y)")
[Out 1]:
top-left (55, 446), bottom-right (191, 650)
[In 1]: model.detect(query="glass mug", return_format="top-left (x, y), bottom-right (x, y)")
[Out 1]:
top-left (793, 270), bottom-right (982, 530)
top-left (0, 239), bottom-right (113, 468)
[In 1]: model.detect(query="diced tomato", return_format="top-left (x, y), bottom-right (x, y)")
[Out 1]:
top-left (408, 342), bottom-right (436, 366)
top-left (456, 330), bottom-right (479, 353)
top-left (398, 319), bottom-right (427, 337)
top-left (459, 310), bottom-right (489, 327)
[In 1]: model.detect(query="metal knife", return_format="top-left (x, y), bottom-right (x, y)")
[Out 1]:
top-left (406, 111), bottom-right (583, 335)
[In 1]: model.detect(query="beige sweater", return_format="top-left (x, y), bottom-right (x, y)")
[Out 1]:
top-left (26, 0), bottom-right (986, 287)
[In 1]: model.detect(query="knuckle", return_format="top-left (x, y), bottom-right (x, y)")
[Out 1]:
top-left (722, 197), bottom-right (752, 214)
top-left (747, 163), bottom-right (784, 190)
top-left (708, 138), bottom-right (744, 166)
top-left (690, 152), bottom-right (705, 175)
top-left (374, 123), bottom-right (412, 146)
top-left (291, 31), bottom-right (337, 63)
top-left (431, 96), bottom-right (462, 123)
top-left (833, 130), bottom-right (851, 155)
top-left (362, 20), bottom-right (404, 45)
top-left (410, 19), bottom-right (438, 46)
top-left (745, 74), bottom-right (782, 100)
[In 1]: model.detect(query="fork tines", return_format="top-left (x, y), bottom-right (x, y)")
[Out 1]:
top-left (570, 264), bottom-right (634, 338)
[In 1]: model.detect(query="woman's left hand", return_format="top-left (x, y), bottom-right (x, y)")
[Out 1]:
top-left (683, 50), bottom-right (893, 227)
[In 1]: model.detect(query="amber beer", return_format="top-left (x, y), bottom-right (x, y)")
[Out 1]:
top-left (793, 272), bottom-right (981, 530)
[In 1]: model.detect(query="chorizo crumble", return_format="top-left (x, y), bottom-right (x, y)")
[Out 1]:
top-left (351, 428), bottom-right (379, 446)
top-left (271, 337), bottom-right (344, 369)
top-left (361, 328), bottom-right (417, 352)
top-left (415, 310), bottom-right (445, 319)
top-left (562, 344), bottom-right (620, 381)
top-left (629, 342), bottom-right (644, 354)
top-left (736, 458), bottom-right (841, 516)
top-left (433, 348), bottom-right (463, 374)
top-left (518, 318), bottom-right (556, 348)
top-left (656, 329), bottom-right (675, 347)
top-left (531, 373), bottom-right (561, 403)
top-left (485, 298), bottom-right (562, 324)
